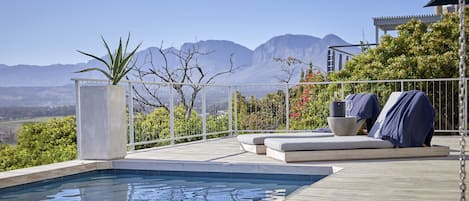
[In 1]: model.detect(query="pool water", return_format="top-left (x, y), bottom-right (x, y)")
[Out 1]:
top-left (0, 170), bottom-right (323, 201)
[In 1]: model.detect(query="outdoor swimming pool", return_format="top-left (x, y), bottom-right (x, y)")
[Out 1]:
top-left (0, 169), bottom-right (323, 201)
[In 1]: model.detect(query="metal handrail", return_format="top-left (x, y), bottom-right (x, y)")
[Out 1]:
top-left (72, 77), bottom-right (467, 87)
top-left (328, 43), bottom-right (378, 48)
top-left (73, 77), bottom-right (469, 150)
top-left (327, 43), bottom-right (377, 73)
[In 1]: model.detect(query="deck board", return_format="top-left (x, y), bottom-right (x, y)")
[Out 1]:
top-left (126, 136), bottom-right (467, 200)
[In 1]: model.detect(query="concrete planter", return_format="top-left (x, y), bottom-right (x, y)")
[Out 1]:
top-left (79, 85), bottom-right (127, 160)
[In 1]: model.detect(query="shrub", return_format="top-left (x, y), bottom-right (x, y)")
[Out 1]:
top-left (0, 116), bottom-right (76, 171)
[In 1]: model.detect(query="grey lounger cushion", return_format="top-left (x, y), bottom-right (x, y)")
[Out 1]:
top-left (237, 132), bottom-right (334, 145)
top-left (265, 136), bottom-right (394, 151)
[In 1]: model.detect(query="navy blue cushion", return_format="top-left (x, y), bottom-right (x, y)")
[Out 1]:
top-left (379, 90), bottom-right (435, 147)
top-left (346, 93), bottom-right (381, 131)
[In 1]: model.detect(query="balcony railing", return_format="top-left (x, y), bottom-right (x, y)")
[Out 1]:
top-left (74, 78), bottom-right (468, 151)
top-left (327, 43), bottom-right (377, 73)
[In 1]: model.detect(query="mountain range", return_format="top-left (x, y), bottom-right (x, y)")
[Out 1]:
top-left (0, 33), bottom-right (355, 87)
top-left (0, 33), bottom-right (356, 106)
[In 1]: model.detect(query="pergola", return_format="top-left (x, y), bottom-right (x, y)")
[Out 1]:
top-left (373, 14), bottom-right (442, 43)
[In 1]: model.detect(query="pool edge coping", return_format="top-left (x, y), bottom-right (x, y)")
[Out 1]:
top-left (0, 160), bottom-right (112, 189)
top-left (0, 159), bottom-right (339, 189)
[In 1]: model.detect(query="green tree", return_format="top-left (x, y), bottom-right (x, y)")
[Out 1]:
top-left (289, 69), bottom-right (330, 130)
top-left (133, 105), bottom-right (205, 149)
top-left (289, 10), bottom-right (468, 131)
top-left (234, 90), bottom-right (287, 131)
top-left (332, 9), bottom-right (468, 81)
top-left (0, 116), bottom-right (77, 171)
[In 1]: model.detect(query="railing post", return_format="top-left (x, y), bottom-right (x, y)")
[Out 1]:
top-left (234, 87), bottom-right (238, 135)
top-left (401, 81), bottom-right (404, 92)
top-left (128, 82), bottom-right (135, 151)
top-left (74, 80), bottom-right (82, 160)
top-left (228, 86), bottom-right (233, 136)
top-left (341, 82), bottom-right (345, 99)
top-left (202, 87), bottom-right (207, 141)
top-left (285, 83), bottom-right (290, 131)
top-left (169, 83), bottom-right (175, 145)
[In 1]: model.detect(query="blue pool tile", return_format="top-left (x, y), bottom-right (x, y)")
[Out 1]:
top-left (0, 169), bottom-right (326, 201)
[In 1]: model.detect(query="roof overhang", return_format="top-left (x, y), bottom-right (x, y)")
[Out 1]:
top-left (373, 14), bottom-right (442, 31)
top-left (424, 0), bottom-right (466, 7)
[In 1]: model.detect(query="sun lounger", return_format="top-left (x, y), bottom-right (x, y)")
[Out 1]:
top-left (237, 132), bottom-right (334, 154)
top-left (237, 93), bottom-right (386, 154)
top-left (265, 91), bottom-right (450, 162)
top-left (237, 92), bottom-right (388, 154)
top-left (265, 136), bottom-right (449, 162)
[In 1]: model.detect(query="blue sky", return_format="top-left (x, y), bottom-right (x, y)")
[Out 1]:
top-left (0, 0), bottom-right (434, 66)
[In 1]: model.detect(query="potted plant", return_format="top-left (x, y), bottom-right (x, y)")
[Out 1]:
top-left (76, 34), bottom-right (141, 160)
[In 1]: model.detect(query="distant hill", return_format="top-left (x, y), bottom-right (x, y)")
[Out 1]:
top-left (0, 33), bottom-right (357, 106)
top-left (181, 40), bottom-right (253, 69)
top-left (235, 34), bottom-right (355, 83)
top-left (0, 33), bottom-right (356, 87)
top-left (0, 64), bottom-right (81, 87)
top-left (128, 40), bottom-right (254, 83)
top-left (0, 85), bottom-right (75, 107)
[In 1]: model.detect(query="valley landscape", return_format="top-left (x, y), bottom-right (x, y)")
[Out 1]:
top-left (0, 34), bottom-right (356, 107)
top-left (0, 33), bottom-right (357, 143)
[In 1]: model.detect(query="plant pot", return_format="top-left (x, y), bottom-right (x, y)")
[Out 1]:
top-left (79, 85), bottom-right (127, 160)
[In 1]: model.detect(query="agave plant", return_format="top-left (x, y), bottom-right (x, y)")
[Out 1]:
top-left (76, 34), bottom-right (141, 85)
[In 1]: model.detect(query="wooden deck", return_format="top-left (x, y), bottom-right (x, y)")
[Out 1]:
top-left (126, 136), bottom-right (467, 201)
